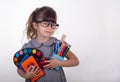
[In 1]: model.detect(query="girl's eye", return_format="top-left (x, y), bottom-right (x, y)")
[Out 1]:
top-left (42, 22), bottom-right (48, 25)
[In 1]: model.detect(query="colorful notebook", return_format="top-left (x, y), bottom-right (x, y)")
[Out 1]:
top-left (21, 55), bottom-right (44, 82)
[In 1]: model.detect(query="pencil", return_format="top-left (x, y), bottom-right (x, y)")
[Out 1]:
top-left (62, 45), bottom-right (71, 57)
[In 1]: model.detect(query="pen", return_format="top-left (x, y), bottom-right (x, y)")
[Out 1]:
top-left (62, 45), bottom-right (71, 57)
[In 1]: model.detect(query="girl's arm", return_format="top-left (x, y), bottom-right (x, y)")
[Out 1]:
top-left (43, 50), bottom-right (79, 69)
top-left (17, 68), bottom-right (27, 79)
top-left (17, 66), bottom-right (40, 79)
top-left (59, 50), bottom-right (79, 67)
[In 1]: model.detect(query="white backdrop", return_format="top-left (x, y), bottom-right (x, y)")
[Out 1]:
top-left (0, 0), bottom-right (120, 82)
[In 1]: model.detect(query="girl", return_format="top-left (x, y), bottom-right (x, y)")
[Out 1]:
top-left (17, 6), bottom-right (79, 82)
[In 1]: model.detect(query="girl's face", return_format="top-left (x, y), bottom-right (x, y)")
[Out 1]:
top-left (33, 21), bottom-right (58, 38)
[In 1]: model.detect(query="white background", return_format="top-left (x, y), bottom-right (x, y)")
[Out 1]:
top-left (0, 0), bottom-right (120, 82)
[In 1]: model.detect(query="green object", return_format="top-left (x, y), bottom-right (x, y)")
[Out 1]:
top-left (24, 49), bottom-right (27, 53)
top-left (62, 46), bottom-right (70, 57)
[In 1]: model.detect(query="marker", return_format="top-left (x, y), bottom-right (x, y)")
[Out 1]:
top-left (59, 42), bottom-right (66, 56)
top-left (62, 45), bottom-right (71, 57)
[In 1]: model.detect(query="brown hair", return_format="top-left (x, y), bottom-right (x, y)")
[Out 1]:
top-left (26, 6), bottom-right (57, 40)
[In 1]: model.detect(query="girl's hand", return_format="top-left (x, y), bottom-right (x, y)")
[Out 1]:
top-left (25, 66), bottom-right (40, 79)
top-left (43, 57), bottom-right (61, 69)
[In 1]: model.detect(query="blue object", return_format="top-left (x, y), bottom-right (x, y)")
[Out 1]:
top-left (15, 53), bottom-right (20, 57)
top-left (19, 54), bottom-right (30, 67)
top-left (52, 53), bottom-right (64, 70)
top-left (54, 42), bottom-right (61, 54)
top-left (28, 48), bottom-right (32, 54)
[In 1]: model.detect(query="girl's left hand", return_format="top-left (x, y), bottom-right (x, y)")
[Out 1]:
top-left (43, 57), bottom-right (61, 69)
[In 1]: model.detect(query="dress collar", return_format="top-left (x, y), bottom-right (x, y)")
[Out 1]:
top-left (31, 37), bottom-right (57, 48)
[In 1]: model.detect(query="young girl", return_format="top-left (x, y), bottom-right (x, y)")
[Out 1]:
top-left (17, 6), bottom-right (79, 82)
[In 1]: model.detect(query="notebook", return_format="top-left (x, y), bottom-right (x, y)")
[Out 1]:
top-left (21, 55), bottom-right (44, 82)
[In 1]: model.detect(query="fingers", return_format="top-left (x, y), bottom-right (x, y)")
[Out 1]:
top-left (34, 66), bottom-right (40, 75)
top-left (28, 65), bottom-right (35, 72)
top-left (26, 66), bottom-right (40, 78)
top-left (43, 62), bottom-right (56, 69)
top-left (43, 58), bottom-right (60, 69)
top-left (43, 63), bottom-right (51, 69)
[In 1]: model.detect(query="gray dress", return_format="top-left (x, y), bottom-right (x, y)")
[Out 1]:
top-left (22, 37), bottom-right (67, 82)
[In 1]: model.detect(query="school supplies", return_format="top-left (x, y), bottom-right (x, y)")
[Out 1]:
top-left (13, 48), bottom-right (44, 82)
top-left (38, 57), bottom-right (49, 69)
top-left (21, 55), bottom-right (44, 82)
top-left (52, 35), bottom-right (71, 70)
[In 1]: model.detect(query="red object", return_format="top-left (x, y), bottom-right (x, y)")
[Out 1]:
top-left (39, 57), bottom-right (49, 68)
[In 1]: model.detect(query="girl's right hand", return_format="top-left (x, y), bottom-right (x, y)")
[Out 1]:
top-left (25, 66), bottom-right (40, 79)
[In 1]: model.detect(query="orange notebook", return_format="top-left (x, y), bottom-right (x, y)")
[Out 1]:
top-left (21, 56), bottom-right (44, 82)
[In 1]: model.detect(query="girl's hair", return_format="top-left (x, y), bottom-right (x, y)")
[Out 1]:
top-left (26, 6), bottom-right (57, 40)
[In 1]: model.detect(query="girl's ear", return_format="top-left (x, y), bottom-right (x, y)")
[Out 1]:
top-left (32, 22), bottom-right (38, 30)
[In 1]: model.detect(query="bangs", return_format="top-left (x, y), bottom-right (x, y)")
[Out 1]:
top-left (43, 16), bottom-right (56, 23)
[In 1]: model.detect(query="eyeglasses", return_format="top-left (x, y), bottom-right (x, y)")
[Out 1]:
top-left (35, 21), bottom-right (59, 29)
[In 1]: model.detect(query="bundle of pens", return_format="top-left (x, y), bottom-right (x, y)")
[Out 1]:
top-left (52, 35), bottom-right (71, 70)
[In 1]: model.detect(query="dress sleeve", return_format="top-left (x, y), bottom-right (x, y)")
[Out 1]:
top-left (21, 40), bottom-right (33, 49)
top-left (21, 43), bottom-right (27, 49)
